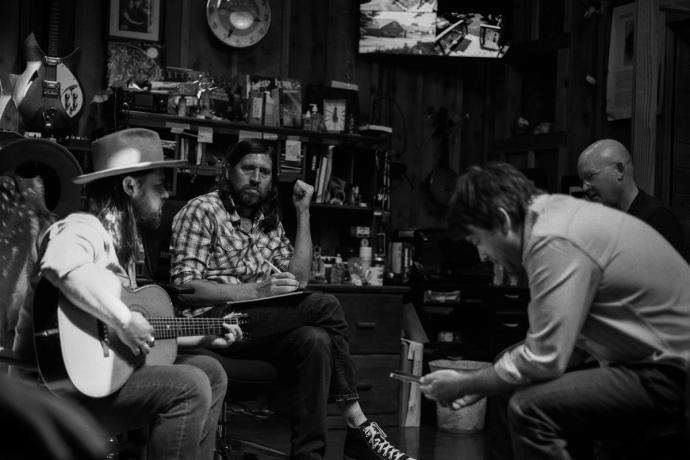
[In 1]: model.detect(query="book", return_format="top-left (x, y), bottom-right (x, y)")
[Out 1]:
top-left (278, 77), bottom-right (302, 127)
top-left (245, 75), bottom-right (274, 125)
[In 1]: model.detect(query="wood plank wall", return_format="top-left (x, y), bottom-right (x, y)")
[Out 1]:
top-left (3, 0), bottom-right (658, 231)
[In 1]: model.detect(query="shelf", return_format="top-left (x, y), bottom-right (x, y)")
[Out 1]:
top-left (310, 203), bottom-right (387, 213)
top-left (123, 111), bottom-right (391, 147)
top-left (491, 131), bottom-right (566, 154)
top-left (177, 165), bottom-right (222, 176)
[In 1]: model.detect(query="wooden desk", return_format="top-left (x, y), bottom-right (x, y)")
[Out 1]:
top-left (308, 284), bottom-right (409, 428)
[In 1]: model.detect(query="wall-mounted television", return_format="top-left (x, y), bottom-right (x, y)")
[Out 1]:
top-left (359, 0), bottom-right (510, 59)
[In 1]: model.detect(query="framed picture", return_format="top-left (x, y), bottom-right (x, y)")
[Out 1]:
top-left (109, 0), bottom-right (162, 42)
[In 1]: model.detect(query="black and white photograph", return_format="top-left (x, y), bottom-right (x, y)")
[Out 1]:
top-left (109, 0), bottom-right (161, 42)
top-left (1, 1), bottom-right (689, 460)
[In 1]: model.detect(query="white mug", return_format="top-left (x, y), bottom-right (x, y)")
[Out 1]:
top-left (364, 266), bottom-right (384, 286)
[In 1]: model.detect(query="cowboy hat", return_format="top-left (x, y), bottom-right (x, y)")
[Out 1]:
top-left (0, 137), bottom-right (82, 218)
top-left (74, 128), bottom-right (186, 184)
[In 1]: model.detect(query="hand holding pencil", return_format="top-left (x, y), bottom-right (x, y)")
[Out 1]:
top-left (257, 260), bottom-right (299, 297)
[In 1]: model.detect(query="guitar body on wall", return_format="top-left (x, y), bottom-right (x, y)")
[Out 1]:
top-left (13, 0), bottom-right (84, 135)
top-left (33, 280), bottom-right (249, 398)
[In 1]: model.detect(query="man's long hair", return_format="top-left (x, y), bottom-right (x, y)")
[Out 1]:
top-left (217, 138), bottom-right (280, 232)
top-left (448, 162), bottom-right (539, 235)
top-left (83, 173), bottom-right (144, 268)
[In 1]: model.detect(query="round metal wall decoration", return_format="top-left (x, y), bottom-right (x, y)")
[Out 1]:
top-left (206, 0), bottom-right (271, 48)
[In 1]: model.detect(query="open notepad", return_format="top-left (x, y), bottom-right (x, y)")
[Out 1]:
top-left (224, 290), bottom-right (311, 306)
top-left (184, 291), bottom-right (311, 318)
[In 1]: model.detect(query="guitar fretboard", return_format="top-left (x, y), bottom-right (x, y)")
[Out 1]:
top-left (148, 318), bottom-right (244, 340)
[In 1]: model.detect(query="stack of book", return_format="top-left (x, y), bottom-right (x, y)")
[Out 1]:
top-left (313, 145), bottom-right (334, 203)
top-left (245, 75), bottom-right (302, 127)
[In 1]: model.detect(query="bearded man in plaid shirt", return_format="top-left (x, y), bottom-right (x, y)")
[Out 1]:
top-left (170, 138), bottom-right (414, 460)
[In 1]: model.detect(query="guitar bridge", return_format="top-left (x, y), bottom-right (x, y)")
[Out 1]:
top-left (98, 322), bottom-right (111, 358)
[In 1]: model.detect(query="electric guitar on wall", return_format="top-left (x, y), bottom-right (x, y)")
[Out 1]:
top-left (33, 281), bottom-right (249, 398)
top-left (13, 0), bottom-right (84, 134)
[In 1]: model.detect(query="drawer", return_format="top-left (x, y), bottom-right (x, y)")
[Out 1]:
top-left (336, 293), bottom-right (403, 354)
top-left (327, 354), bottom-right (400, 416)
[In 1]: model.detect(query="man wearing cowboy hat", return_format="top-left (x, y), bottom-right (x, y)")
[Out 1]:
top-left (13, 128), bottom-right (238, 460)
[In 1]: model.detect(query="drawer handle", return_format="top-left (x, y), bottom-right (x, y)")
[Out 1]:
top-left (357, 383), bottom-right (373, 392)
top-left (356, 321), bottom-right (376, 329)
top-left (503, 294), bottom-right (520, 300)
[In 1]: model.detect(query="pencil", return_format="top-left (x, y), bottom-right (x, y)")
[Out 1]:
top-left (266, 260), bottom-right (283, 274)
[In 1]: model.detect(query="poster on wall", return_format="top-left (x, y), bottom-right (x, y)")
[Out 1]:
top-left (606, 3), bottom-right (635, 121)
top-left (106, 41), bottom-right (164, 88)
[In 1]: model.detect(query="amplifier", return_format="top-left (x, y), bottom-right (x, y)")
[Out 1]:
top-left (122, 91), bottom-right (170, 113)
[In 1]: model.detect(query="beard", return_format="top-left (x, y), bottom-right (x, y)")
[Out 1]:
top-left (133, 199), bottom-right (162, 229)
top-left (232, 185), bottom-right (265, 210)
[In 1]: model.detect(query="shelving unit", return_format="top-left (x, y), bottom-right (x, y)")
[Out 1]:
top-left (490, 0), bottom-right (573, 193)
top-left (123, 110), bottom-right (388, 147)
top-left (123, 109), bottom-right (393, 260)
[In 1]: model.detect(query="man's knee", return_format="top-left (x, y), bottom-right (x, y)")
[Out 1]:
top-left (293, 325), bottom-right (332, 350)
top-left (506, 389), bottom-right (536, 429)
top-left (175, 365), bottom-right (214, 409)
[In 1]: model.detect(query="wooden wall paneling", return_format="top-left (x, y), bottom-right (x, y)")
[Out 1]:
top-left (279, 0), bottom-right (291, 77)
top-left (74, 0), bottom-right (106, 136)
top-left (463, 62), bottom-right (490, 168)
top-left (0, 0), bottom-right (21, 75)
top-left (288, 0), bottom-right (328, 85)
top-left (593, 3), bottom-right (611, 141)
top-left (631, 0), bottom-right (662, 193)
top-left (565, 0), bottom-right (596, 176)
top-left (324, 0), bottom-right (357, 84)
top-left (386, 68), bottom-right (422, 230)
top-left (176, 0), bottom-right (284, 78)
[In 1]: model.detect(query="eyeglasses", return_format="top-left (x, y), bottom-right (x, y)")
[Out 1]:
top-left (581, 161), bottom-right (621, 185)
top-left (581, 169), bottom-right (602, 184)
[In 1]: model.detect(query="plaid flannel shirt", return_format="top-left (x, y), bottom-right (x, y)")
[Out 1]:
top-left (170, 190), bottom-right (293, 286)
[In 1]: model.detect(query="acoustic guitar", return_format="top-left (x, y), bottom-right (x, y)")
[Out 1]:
top-left (33, 281), bottom-right (249, 398)
top-left (13, 0), bottom-right (84, 134)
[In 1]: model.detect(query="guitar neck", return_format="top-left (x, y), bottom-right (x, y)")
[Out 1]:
top-left (148, 317), bottom-right (236, 340)
top-left (47, 0), bottom-right (60, 58)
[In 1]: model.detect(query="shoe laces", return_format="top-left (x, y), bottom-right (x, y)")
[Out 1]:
top-left (362, 422), bottom-right (408, 460)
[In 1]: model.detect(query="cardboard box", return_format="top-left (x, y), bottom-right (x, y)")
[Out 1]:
top-left (399, 338), bottom-right (424, 427)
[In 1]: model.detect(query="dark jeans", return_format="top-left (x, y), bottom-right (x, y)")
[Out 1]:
top-left (72, 354), bottom-right (227, 460)
top-left (486, 363), bottom-right (686, 460)
top-left (217, 292), bottom-right (359, 460)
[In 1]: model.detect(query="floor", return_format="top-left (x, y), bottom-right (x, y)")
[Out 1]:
top-left (228, 411), bottom-right (486, 460)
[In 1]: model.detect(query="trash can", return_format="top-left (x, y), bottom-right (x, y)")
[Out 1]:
top-left (428, 359), bottom-right (492, 434)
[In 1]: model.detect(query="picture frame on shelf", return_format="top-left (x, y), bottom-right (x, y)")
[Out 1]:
top-left (109, 0), bottom-right (162, 42)
top-left (323, 99), bottom-right (347, 132)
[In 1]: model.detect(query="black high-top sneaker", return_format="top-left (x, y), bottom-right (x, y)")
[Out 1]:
top-left (343, 421), bottom-right (416, 460)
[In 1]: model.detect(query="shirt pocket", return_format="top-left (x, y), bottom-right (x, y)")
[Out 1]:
top-left (215, 235), bottom-right (249, 267)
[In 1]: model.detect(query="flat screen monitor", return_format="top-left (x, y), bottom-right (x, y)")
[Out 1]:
top-left (359, 0), bottom-right (510, 59)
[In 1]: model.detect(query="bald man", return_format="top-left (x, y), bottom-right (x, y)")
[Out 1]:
top-left (578, 139), bottom-right (684, 253)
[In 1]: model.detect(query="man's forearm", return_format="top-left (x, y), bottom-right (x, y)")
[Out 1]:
top-left (467, 365), bottom-right (517, 397)
top-left (289, 209), bottom-right (312, 287)
top-left (177, 279), bottom-right (260, 305)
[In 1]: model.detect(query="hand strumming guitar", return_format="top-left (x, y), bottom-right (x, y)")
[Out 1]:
top-left (117, 311), bottom-right (155, 356)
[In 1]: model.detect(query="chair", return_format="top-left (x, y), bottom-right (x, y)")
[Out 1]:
top-left (142, 199), bottom-right (289, 460)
